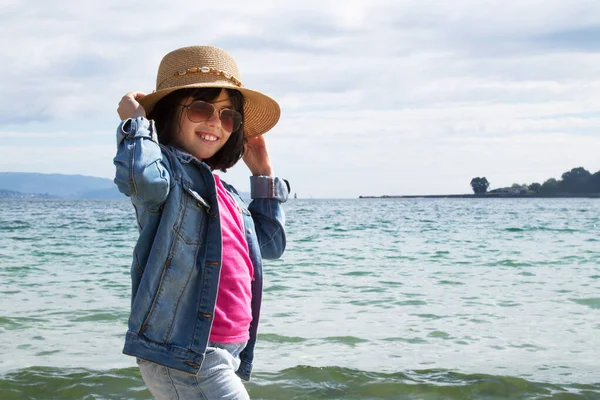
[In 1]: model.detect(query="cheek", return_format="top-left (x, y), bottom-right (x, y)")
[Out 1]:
top-left (179, 119), bottom-right (198, 140)
top-left (221, 129), bottom-right (233, 142)
top-left (180, 116), bottom-right (192, 132)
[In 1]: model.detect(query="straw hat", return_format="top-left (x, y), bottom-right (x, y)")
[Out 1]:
top-left (139, 46), bottom-right (280, 138)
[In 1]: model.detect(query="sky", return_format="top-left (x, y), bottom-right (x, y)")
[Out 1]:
top-left (1, 0), bottom-right (599, 198)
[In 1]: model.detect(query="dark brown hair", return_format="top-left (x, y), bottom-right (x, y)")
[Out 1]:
top-left (148, 88), bottom-right (245, 172)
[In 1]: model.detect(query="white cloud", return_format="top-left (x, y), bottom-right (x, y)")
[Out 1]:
top-left (1, 0), bottom-right (599, 197)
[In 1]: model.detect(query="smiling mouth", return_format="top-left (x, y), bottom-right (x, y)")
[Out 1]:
top-left (197, 132), bottom-right (219, 142)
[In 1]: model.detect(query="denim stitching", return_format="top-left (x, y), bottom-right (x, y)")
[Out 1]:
top-left (129, 141), bottom-right (138, 197)
top-left (163, 366), bottom-right (180, 400)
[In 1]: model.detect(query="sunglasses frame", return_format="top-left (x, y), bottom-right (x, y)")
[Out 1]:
top-left (180, 100), bottom-right (243, 132)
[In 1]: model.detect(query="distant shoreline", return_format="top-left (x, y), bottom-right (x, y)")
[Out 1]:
top-left (359, 193), bottom-right (600, 199)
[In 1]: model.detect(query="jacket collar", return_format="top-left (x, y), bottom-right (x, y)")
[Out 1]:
top-left (168, 146), bottom-right (207, 168)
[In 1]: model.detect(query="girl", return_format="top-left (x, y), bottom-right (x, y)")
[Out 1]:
top-left (113, 46), bottom-right (288, 399)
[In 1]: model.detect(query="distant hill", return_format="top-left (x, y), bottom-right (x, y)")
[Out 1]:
top-left (0, 172), bottom-right (250, 200)
top-left (0, 188), bottom-right (57, 199)
top-left (0, 172), bottom-right (123, 199)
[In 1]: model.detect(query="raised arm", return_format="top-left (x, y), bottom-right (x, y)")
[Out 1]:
top-left (247, 176), bottom-right (289, 259)
top-left (243, 135), bottom-right (288, 259)
top-left (113, 92), bottom-right (170, 211)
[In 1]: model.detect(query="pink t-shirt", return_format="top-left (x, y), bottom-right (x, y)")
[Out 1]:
top-left (209, 174), bottom-right (253, 343)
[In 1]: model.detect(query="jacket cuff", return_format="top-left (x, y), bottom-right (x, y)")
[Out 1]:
top-left (250, 176), bottom-right (289, 202)
top-left (116, 117), bottom-right (158, 146)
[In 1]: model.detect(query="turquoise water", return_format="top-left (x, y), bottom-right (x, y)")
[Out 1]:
top-left (1, 198), bottom-right (599, 399)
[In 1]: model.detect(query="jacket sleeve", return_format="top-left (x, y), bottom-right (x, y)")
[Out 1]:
top-left (113, 117), bottom-right (171, 211)
top-left (247, 176), bottom-right (289, 260)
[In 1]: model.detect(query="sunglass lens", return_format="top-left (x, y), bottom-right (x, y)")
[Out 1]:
top-left (187, 101), bottom-right (215, 123)
top-left (220, 110), bottom-right (242, 132)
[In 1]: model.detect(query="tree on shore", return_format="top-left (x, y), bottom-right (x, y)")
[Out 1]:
top-left (540, 178), bottom-right (559, 195)
top-left (470, 177), bottom-right (489, 194)
top-left (528, 182), bottom-right (542, 193)
top-left (560, 167), bottom-right (592, 194)
top-left (591, 171), bottom-right (600, 193)
top-left (476, 167), bottom-right (600, 196)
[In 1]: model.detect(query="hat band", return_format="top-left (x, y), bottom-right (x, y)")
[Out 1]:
top-left (170, 66), bottom-right (243, 88)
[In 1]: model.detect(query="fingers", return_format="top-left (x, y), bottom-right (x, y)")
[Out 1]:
top-left (117, 91), bottom-right (147, 120)
top-left (245, 135), bottom-right (267, 149)
top-left (121, 91), bottom-right (146, 102)
top-left (248, 135), bottom-right (266, 144)
top-left (132, 92), bottom-right (147, 100)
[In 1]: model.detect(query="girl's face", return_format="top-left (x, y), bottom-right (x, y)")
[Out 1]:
top-left (173, 89), bottom-right (236, 161)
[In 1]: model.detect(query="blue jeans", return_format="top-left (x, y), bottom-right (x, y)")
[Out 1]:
top-left (137, 342), bottom-right (249, 400)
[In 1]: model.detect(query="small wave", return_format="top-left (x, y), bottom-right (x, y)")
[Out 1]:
top-left (509, 343), bottom-right (546, 352)
top-left (505, 226), bottom-right (579, 233)
top-left (395, 300), bottom-right (428, 306)
top-left (496, 259), bottom-right (533, 267)
top-left (259, 333), bottom-right (307, 344)
top-left (505, 227), bottom-right (526, 232)
top-left (519, 271), bottom-right (536, 276)
top-left (249, 366), bottom-right (600, 399)
top-left (9, 236), bottom-right (38, 242)
top-left (323, 336), bottom-right (368, 346)
top-left (497, 301), bottom-right (521, 307)
top-left (1, 365), bottom-right (599, 399)
top-left (263, 284), bottom-right (291, 293)
top-left (0, 221), bottom-right (31, 231)
top-left (378, 280), bottom-right (403, 287)
top-left (428, 330), bottom-right (451, 339)
top-left (0, 316), bottom-right (48, 330)
top-left (71, 312), bottom-right (126, 323)
top-left (341, 271), bottom-right (373, 277)
top-left (381, 336), bottom-right (429, 344)
top-left (411, 313), bottom-right (446, 320)
top-left (0, 366), bottom-right (146, 400)
top-left (569, 298), bottom-right (600, 310)
top-left (438, 280), bottom-right (464, 285)
top-left (35, 350), bottom-right (61, 357)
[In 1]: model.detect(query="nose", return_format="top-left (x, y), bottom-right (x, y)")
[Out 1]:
top-left (205, 107), bottom-right (221, 127)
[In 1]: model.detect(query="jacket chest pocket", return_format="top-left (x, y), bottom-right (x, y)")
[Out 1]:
top-left (175, 187), bottom-right (210, 245)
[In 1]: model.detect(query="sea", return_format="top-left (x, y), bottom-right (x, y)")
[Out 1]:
top-left (0, 198), bottom-right (599, 400)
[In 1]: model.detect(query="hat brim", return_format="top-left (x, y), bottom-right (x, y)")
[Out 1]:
top-left (138, 83), bottom-right (280, 138)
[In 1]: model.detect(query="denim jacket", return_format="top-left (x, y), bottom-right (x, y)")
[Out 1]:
top-left (112, 117), bottom-right (288, 381)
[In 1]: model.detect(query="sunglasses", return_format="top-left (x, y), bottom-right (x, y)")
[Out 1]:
top-left (181, 100), bottom-right (243, 132)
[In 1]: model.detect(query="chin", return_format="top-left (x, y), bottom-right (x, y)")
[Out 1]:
top-left (197, 151), bottom-right (217, 160)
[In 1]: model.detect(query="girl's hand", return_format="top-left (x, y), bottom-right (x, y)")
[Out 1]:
top-left (117, 92), bottom-right (147, 120)
top-left (243, 135), bottom-right (274, 176)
